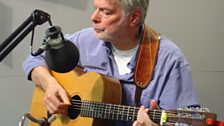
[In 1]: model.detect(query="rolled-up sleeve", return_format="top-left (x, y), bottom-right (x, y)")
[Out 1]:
top-left (22, 53), bottom-right (47, 80)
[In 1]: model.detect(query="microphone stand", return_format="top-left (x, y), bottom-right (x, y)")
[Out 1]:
top-left (19, 113), bottom-right (56, 126)
top-left (0, 9), bottom-right (57, 126)
top-left (1, 9), bottom-right (79, 125)
top-left (0, 9), bottom-right (52, 62)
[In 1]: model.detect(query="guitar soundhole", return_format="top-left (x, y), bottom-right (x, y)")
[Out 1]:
top-left (68, 95), bottom-right (81, 119)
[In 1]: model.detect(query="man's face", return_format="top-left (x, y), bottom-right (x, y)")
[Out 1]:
top-left (91, 0), bottom-right (129, 42)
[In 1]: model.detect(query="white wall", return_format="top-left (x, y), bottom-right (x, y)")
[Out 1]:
top-left (149, 0), bottom-right (224, 121)
top-left (0, 0), bottom-right (223, 125)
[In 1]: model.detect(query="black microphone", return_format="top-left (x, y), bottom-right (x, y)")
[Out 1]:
top-left (32, 25), bottom-right (79, 73)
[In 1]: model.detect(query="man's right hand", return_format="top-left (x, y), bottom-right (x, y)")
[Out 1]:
top-left (31, 66), bottom-right (70, 114)
top-left (44, 78), bottom-right (70, 114)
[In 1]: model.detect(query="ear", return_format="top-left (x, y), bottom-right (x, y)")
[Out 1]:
top-left (128, 9), bottom-right (142, 27)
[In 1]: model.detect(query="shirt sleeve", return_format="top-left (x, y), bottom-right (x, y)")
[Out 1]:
top-left (22, 53), bottom-right (47, 80)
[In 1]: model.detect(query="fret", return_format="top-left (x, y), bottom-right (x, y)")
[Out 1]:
top-left (107, 104), bottom-right (112, 119)
top-left (126, 106), bottom-right (130, 121)
top-left (111, 105), bottom-right (115, 119)
top-left (121, 105), bottom-right (125, 120)
top-left (93, 102), bottom-right (97, 118)
top-left (80, 101), bottom-right (86, 116)
top-left (108, 103), bottom-right (112, 119)
top-left (148, 109), bottom-right (162, 124)
top-left (116, 105), bottom-right (120, 119)
top-left (94, 102), bottom-right (98, 117)
top-left (92, 102), bottom-right (96, 118)
top-left (104, 103), bottom-right (108, 119)
top-left (90, 101), bottom-right (94, 117)
top-left (132, 107), bottom-right (136, 121)
top-left (152, 109), bottom-right (156, 122)
top-left (127, 106), bottom-right (136, 121)
top-left (101, 103), bottom-right (106, 119)
top-left (114, 105), bottom-right (119, 120)
top-left (86, 101), bottom-right (89, 116)
top-left (116, 105), bottom-right (120, 120)
top-left (117, 105), bottom-right (124, 120)
top-left (86, 101), bottom-right (91, 117)
top-left (96, 102), bottom-right (104, 118)
top-left (85, 101), bottom-right (90, 116)
top-left (126, 106), bottom-right (136, 121)
top-left (80, 101), bottom-right (84, 116)
top-left (103, 104), bottom-right (108, 119)
top-left (156, 111), bottom-right (162, 124)
top-left (82, 101), bottom-right (86, 115)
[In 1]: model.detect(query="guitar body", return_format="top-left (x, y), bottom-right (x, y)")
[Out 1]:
top-left (29, 70), bottom-right (122, 126)
top-left (28, 69), bottom-right (224, 126)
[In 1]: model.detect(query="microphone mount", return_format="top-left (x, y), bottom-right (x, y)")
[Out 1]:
top-left (0, 9), bottom-right (52, 62)
top-left (0, 9), bottom-right (80, 73)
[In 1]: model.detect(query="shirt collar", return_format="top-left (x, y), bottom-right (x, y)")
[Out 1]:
top-left (101, 25), bottom-right (145, 71)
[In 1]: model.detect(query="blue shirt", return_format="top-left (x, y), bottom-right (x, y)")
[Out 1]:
top-left (23, 27), bottom-right (199, 126)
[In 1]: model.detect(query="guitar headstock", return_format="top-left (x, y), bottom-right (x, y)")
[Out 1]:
top-left (164, 107), bottom-right (217, 126)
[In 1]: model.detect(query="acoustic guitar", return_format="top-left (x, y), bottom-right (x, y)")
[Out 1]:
top-left (29, 70), bottom-right (224, 126)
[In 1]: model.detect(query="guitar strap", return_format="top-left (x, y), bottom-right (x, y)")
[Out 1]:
top-left (134, 24), bottom-right (160, 106)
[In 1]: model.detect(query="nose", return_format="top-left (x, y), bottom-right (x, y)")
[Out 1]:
top-left (91, 9), bottom-right (101, 23)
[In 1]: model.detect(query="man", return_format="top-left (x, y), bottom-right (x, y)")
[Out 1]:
top-left (23, 0), bottom-right (199, 126)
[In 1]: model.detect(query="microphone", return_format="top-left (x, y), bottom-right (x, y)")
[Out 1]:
top-left (32, 25), bottom-right (79, 73)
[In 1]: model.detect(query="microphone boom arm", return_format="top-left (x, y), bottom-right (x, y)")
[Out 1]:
top-left (0, 9), bottom-right (52, 62)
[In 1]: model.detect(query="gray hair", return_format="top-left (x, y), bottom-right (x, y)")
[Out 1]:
top-left (120, 0), bottom-right (150, 24)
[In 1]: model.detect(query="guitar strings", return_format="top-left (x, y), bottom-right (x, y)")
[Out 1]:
top-left (68, 105), bottom-right (178, 123)
top-left (66, 99), bottom-right (205, 125)
top-left (70, 104), bottom-right (184, 124)
top-left (68, 101), bottom-right (204, 125)
top-left (70, 99), bottom-right (178, 116)
top-left (69, 107), bottom-right (163, 121)
top-left (70, 99), bottom-right (178, 115)
top-left (68, 100), bottom-right (190, 125)
top-left (68, 99), bottom-right (179, 120)
top-left (69, 100), bottom-right (162, 120)
top-left (70, 104), bottom-right (177, 118)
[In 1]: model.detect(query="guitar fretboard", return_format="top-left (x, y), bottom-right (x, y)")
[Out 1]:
top-left (68, 99), bottom-right (217, 125)
top-left (80, 100), bottom-right (161, 123)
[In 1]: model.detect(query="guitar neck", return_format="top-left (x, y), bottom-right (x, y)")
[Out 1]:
top-left (80, 100), bottom-right (141, 122)
top-left (79, 100), bottom-right (172, 125)
top-left (68, 100), bottom-right (218, 125)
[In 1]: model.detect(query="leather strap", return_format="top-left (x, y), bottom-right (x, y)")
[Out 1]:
top-left (134, 24), bottom-right (160, 106)
top-left (134, 24), bottom-right (160, 88)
